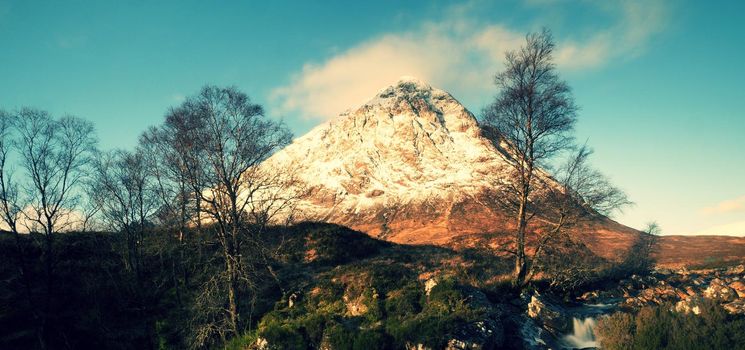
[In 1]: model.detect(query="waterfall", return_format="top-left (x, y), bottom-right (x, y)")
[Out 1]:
top-left (561, 317), bottom-right (599, 349)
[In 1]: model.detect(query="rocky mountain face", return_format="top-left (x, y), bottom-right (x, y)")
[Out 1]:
top-left (265, 77), bottom-right (639, 259)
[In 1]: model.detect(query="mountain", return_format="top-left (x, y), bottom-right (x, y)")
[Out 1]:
top-left (265, 77), bottom-right (643, 261)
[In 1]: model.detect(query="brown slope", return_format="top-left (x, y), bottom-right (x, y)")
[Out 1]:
top-left (653, 235), bottom-right (745, 268)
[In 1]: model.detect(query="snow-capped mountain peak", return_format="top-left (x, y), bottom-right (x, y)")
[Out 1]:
top-left (266, 78), bottom-right (512, 242)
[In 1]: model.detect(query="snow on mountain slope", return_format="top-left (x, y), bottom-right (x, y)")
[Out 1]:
top-left (264, 77), bottom-right (639, 258)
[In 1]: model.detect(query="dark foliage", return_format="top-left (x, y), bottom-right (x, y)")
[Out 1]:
top-left (596, 300), bottom-right (745, 350)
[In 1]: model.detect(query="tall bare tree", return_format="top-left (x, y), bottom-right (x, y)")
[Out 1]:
top-left (6, 108), bottom-right (97, 348)
top-left (139, 124), bottom-right (200, 237)
top-left (483, 30), bottom-right (629, 287)
top-left (157, 86), bottom-right (295, 344)
top-left (483, 29), bottom-right (577, 286)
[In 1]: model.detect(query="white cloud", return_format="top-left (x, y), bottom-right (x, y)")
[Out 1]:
top-left (701, 195), bottom-right (745, 215)
top-left (271, 0), bottom-right (668, 121)
top-left (270, 22), bottom-right (523, 120)
top-left (555, 0), bottom-right (667, 69)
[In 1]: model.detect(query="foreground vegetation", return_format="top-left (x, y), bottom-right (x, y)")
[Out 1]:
top-left (5, 222), bottom-right (745, 349)
top-left (597, 300), bottom-right (745, 350)
top-left (0, 223), bottom-right (516, 349)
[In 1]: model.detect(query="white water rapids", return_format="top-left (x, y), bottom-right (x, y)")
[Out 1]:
top-left (561, 317), bottom-right (599, 349)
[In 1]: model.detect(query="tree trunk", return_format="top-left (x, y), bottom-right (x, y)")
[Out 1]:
top-left (226, 259), bottom-right (240, 336)
top-left (514, 187), bottom-right (529, 287)
top-left (223, 235), bottom-right (240, 336)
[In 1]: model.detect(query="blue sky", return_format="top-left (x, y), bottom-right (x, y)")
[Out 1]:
top-left (1, 0), bottom-right (743, 235)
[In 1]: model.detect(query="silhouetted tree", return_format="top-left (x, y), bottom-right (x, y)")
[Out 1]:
top-left (91, 149), bottom-right (158, 276)
top-left (15, 109), bottom-right (97, 234)
top-left (8, 108), bottom-right (97, 349)
top-left (0, 110), bottom-right (22, 236)
top-left (644, 221), bottom-right (662, 236)
top-left (156, 86), bottom-right (296, 346)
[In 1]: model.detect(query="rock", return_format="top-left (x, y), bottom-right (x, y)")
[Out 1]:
top-left (578, 291), bottom-right (599, 303)
top-left (675, 298), bottom-right (702, 315)
top-left (655, 267), bottom-right (674, 275)
top-left (445, 318), bottom-right (503, 350)
top-left (252, 337), bottom-right (269, 350)
top-left (703, 281), bottom-right (738, 302)
top-left (527, 293), bottom-right (570, 335)
top-left (723, 299), bottom-right (745, 315)
top-left (288, 292), bottom-right (300, 308)
top-left (729, 281), bottom-right (745, 298)
top-left (343, 288), bottom-right (377, 316)
top-left (425, 278), bottom-right (438, 296)
top-left (726, 264), bottom-right (745, 275)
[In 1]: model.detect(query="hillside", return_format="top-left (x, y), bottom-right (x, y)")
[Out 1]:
top-left (264, 77), bottom-right (641, 261)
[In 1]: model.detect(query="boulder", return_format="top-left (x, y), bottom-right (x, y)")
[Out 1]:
top-left (527, 293), bottom-right (570, 335)
top-left (725, 264), bottom-right (745, 275)
top-left (675, 298), bottom-right (702, 315)
top-left (729, 281), bottom-right (745, 298)
top-left (425, 278), bottom-right (438, 296)
top-left (252, 337), bottom-right (269, 350)
top-left (723, 299), bottom-right (745, 315)
top-left (445, 318), bottom-right (503, 350)
top-left (703, 281), bottom-right (738, 302)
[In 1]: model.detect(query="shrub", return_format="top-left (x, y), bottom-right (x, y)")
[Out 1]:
top-left (325, 323), bottom-right (355, 349)
top-left (385, 282), bottom-right (422, 319)
top-left (596, 300), bottom-right (745, 350)
top-left (353, 329), bottom-right (390, 350)
top-left (259, 321), bottom-right (307, 349)
top-left (595, 312), bottom-right (634, 350)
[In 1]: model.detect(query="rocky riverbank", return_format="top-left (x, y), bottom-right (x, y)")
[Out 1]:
top-left (519, 264), bottom-right (745, 349)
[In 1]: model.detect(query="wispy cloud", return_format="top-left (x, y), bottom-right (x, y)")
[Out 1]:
top-left (271, 0), bottom-right (668, 121)
top-left (701, 195), bottom-right (745, 215)
top-left (270, 22), bottom-right (523, 120)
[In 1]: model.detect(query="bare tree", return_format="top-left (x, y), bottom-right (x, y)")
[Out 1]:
top-left (139, 125), bottom-right (200, 237)
top-left (0, 110), bottom-right (22, 235)
top-left (91, 149), bottom-right (158, 276)
top-left (0, 110), bottom-right (48, 349)
top-left (527, 144), bottom-right (631, 286)
top-left (644, 221), bottom-right (662, 236)
top-left (483, 30), bottom-right (629, 287)
top-left (157, 86), bottom-right (295, 344)
top-left (6, 108), bottom-right (97, 349)
top-left (14, 109), bottom-right (97, 235)
top-left (483, 29), bottom-right (577, 286)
